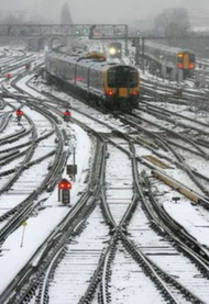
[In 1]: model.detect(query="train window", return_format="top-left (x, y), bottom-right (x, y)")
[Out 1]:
top-left (108, 67), bottom-right (138, 88)
top-left (190, 54), bottom-right (195, 62)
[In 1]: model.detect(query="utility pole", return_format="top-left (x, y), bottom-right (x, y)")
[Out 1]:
top-left (72, 146), bottom-right (76, 181)
top-left (125, 24), bottom-right (129, 56)
top-left (141, 37), bottom-right (145, 73)
top-left (134, 37), bottom-right (140, 66)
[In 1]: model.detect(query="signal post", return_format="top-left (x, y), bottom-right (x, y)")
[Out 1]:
top-left (16, 108), bottom-right (24, 122)
top-left (58, 179), bottom-right (72, 205)
top-left (63, 110), bottom-right (72, 122)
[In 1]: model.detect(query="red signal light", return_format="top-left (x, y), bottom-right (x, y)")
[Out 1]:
top-left (64, 111), bottom-right (72, 116)
top-left (188, 63), bottom-right (195, 69)
top-left (5, 73), bottom-right (12, 79)
top-left (58, 179), bottom-right (72, 190)
top-left (16, 109), bottom-right (24, 116)
top-left (130, 90), bottom-right (139, 96)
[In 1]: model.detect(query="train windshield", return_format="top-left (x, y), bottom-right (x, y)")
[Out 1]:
top-left (190, 53), bottom-right (195, 62)
top-left (107, 66), bottom-right (138, 88)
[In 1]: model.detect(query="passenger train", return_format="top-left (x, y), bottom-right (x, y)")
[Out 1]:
top-left (45, 51), bottom-right (140, 111)
top-left (143, 41), bottom-right (196, 79)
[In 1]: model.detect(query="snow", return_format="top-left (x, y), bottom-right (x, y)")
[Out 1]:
top-left (164, 200), bottom-right (209, 246)
top-left (1, 47), bottom-right (209, 302)
top-left (111, 243), bottom-right (165, 304)
top-left (0, 122), bottom-right (91, 294)
top-left (48, 206), bottom-right (109, 303)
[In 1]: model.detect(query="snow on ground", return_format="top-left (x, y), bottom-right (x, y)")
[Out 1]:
top-left (48, 206), bottom-right (109, 303)
top-left (111, 243), bottom-right (165, 304)
top-left (2, 48), bottom-right (209, 301)
top-left (0, 123), bottom-right (91, 294)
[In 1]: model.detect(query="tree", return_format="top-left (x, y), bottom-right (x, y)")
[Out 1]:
top-left (154, 8), bottom-right (191, 38)
top-left (60, 3), bottom-right (73, 25)
top-left (1, 11), bottom-right (26, 24)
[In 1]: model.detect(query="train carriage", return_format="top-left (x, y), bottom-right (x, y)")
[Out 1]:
top-left (45, 51), bottom-right (140, 111)
top-left (143, 41), bottom-right (195, 79)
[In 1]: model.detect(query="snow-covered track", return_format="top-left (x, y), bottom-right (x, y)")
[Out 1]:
top-left (0, 137), bottom-right (106, 304)
top-left (119, 111), bottom-right (209, 202)
top-left (97, 141), bottom-right (206, 303)
top-left (7, 65), bottom-right (209, 303)
top-left (0, 96), bottom-right (68, 244)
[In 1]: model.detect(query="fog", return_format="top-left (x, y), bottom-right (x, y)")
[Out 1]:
top-left (0, 0), bottom-right (208, 24)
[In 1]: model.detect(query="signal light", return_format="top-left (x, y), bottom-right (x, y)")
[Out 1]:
top-left (177, 63), bottom-right (184, 69)
top-left (189, 63), bottom-right (195, 69)
top-left (58, 178), bottom-right (72, 204)
top-left (130, 90), bottom-right (139, 96)
top-left (64, 110), bottom-right (71, 117)
top-left (16, 109), bottom-right (24, 116)
top-left (106, 89), bottom-right (115, 96)
top-left (5, 73), bottom-right (12, 79)
top-left (63, 110), bottom-right (72, 122)
top-left (58, 179), bottom-right (72, 190)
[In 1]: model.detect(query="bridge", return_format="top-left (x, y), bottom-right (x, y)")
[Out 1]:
top-left (0, 24), bottom-right (128, 51)
top-left (0, 24), bottom-right (128, 38)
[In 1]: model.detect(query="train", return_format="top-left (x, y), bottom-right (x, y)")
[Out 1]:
top-left (143, 40), bottom-right (196, 80)
top-left (45, 51), bottom-right (140, 111)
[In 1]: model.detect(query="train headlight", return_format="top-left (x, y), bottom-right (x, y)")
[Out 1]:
top-left (177, 53), bottom-right (184, 58)
top-left (130, 90), bottom-right (139, 96)
top-left (106, 89), bottom-right (115, 96)
top-left (189, 63), bottom-right (195, 69)
top-left (109, 47), bottom-right (117, 56)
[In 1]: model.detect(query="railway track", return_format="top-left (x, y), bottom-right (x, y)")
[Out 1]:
top-left (0, 135), bottom-right (106, 304)
top-left (118, 109), bottom-right (209, 199)
top-left (23, 78), bottom-right (209, 210)
top-left (0, 94), bottom-right (70, 245)
top-left (99, 140), bottom-right (209, 303)
top-left (1, 53), bottom-right (209, 303)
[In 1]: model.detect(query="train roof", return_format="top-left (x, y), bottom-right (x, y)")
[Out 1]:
top-left (145, 40), bottom-right (195, 56)
top-left (46, 51), bottom-right (137, 71)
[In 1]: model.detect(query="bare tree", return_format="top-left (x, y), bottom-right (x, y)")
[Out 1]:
top-left (154, 7), bottom-right (191, 38)
top-left (1, 11), bottom-right (26, 24)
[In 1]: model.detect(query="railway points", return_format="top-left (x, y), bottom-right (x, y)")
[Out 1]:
top-left (1, 24), bottom-right (209, 304)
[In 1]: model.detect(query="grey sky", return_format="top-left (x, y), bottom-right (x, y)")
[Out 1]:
top-left (0, 0), bottom-right (208, 24)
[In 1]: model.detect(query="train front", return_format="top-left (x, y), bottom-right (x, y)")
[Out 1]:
top-left (104, 65), bottom-right (140, 110)
top-left (176, 51), bottom-right (196, 78)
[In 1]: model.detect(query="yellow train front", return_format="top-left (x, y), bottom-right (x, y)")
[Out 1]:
top-left (103, 65), bottom-right (140, 110)
top-left (176, 51), bottom-right (195, 77)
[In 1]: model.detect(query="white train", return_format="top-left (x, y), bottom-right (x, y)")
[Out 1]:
top-left (143, 40), bottom-right (195, 80)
